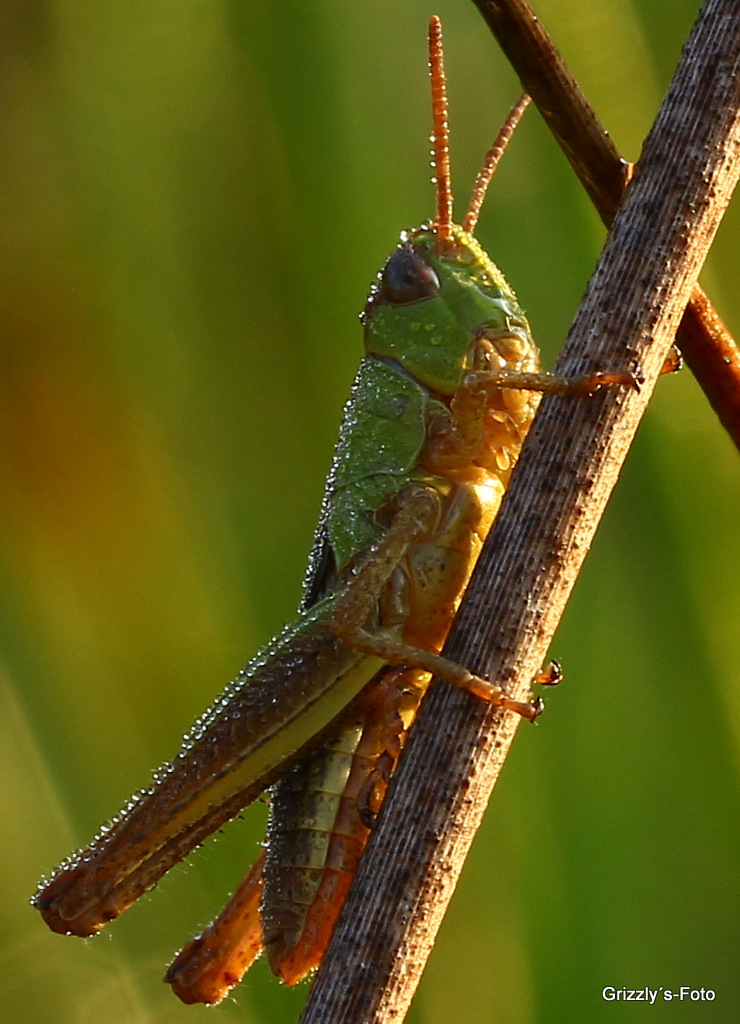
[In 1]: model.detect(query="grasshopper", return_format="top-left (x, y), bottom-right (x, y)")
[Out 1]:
top-left (33, 16), bottom-right (630, 1004)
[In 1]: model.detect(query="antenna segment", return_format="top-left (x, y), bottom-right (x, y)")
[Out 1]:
top-left (463, 93), bottom-right (531, 235)
top-left (428, 16), bottom-right (453, 239)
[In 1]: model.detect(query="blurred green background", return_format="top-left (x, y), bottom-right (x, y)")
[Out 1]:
top-left (1, 1), bottom-right (739, 1022)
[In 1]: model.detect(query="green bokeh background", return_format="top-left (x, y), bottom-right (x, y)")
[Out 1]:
top-left (2, 1), bottom-right (739, 1022)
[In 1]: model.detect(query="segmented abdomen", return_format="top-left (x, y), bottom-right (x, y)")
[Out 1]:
top-left (262, 667), bottom-right (426, 984)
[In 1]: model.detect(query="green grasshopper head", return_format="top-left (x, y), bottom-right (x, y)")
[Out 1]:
top-left (362, 17), bottom-right (536, 396)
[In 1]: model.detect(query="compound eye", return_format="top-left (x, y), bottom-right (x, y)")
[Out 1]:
top-left (380, 247), bottom-right (441, 305)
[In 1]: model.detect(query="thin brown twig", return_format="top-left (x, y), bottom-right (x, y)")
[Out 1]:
top-left (472, 0), bottom-right (740, 452)
top-left (299, 2), bottom-right (740, 1021)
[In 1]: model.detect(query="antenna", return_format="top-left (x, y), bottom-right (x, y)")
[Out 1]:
top-left (463, 93), bottom-right (531, 235)
top-left (428, 16), bottom-right (453, 240)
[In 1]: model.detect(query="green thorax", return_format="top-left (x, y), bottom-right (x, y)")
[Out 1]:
top-left (304, 222), bottom-right (539, 593)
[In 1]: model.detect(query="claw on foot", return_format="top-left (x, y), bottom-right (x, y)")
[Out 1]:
top-left (661, 345), bottom-right (683, 375)
top-left (535, 659), bottom-right (563, 687)
top-left (467, 658), bottom-right (562, 722)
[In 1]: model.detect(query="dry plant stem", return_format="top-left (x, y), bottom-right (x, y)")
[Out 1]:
top-left (300, 3), bottom-right (740, 1023)
top-left (472, 0), bottom-right (740, 450)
